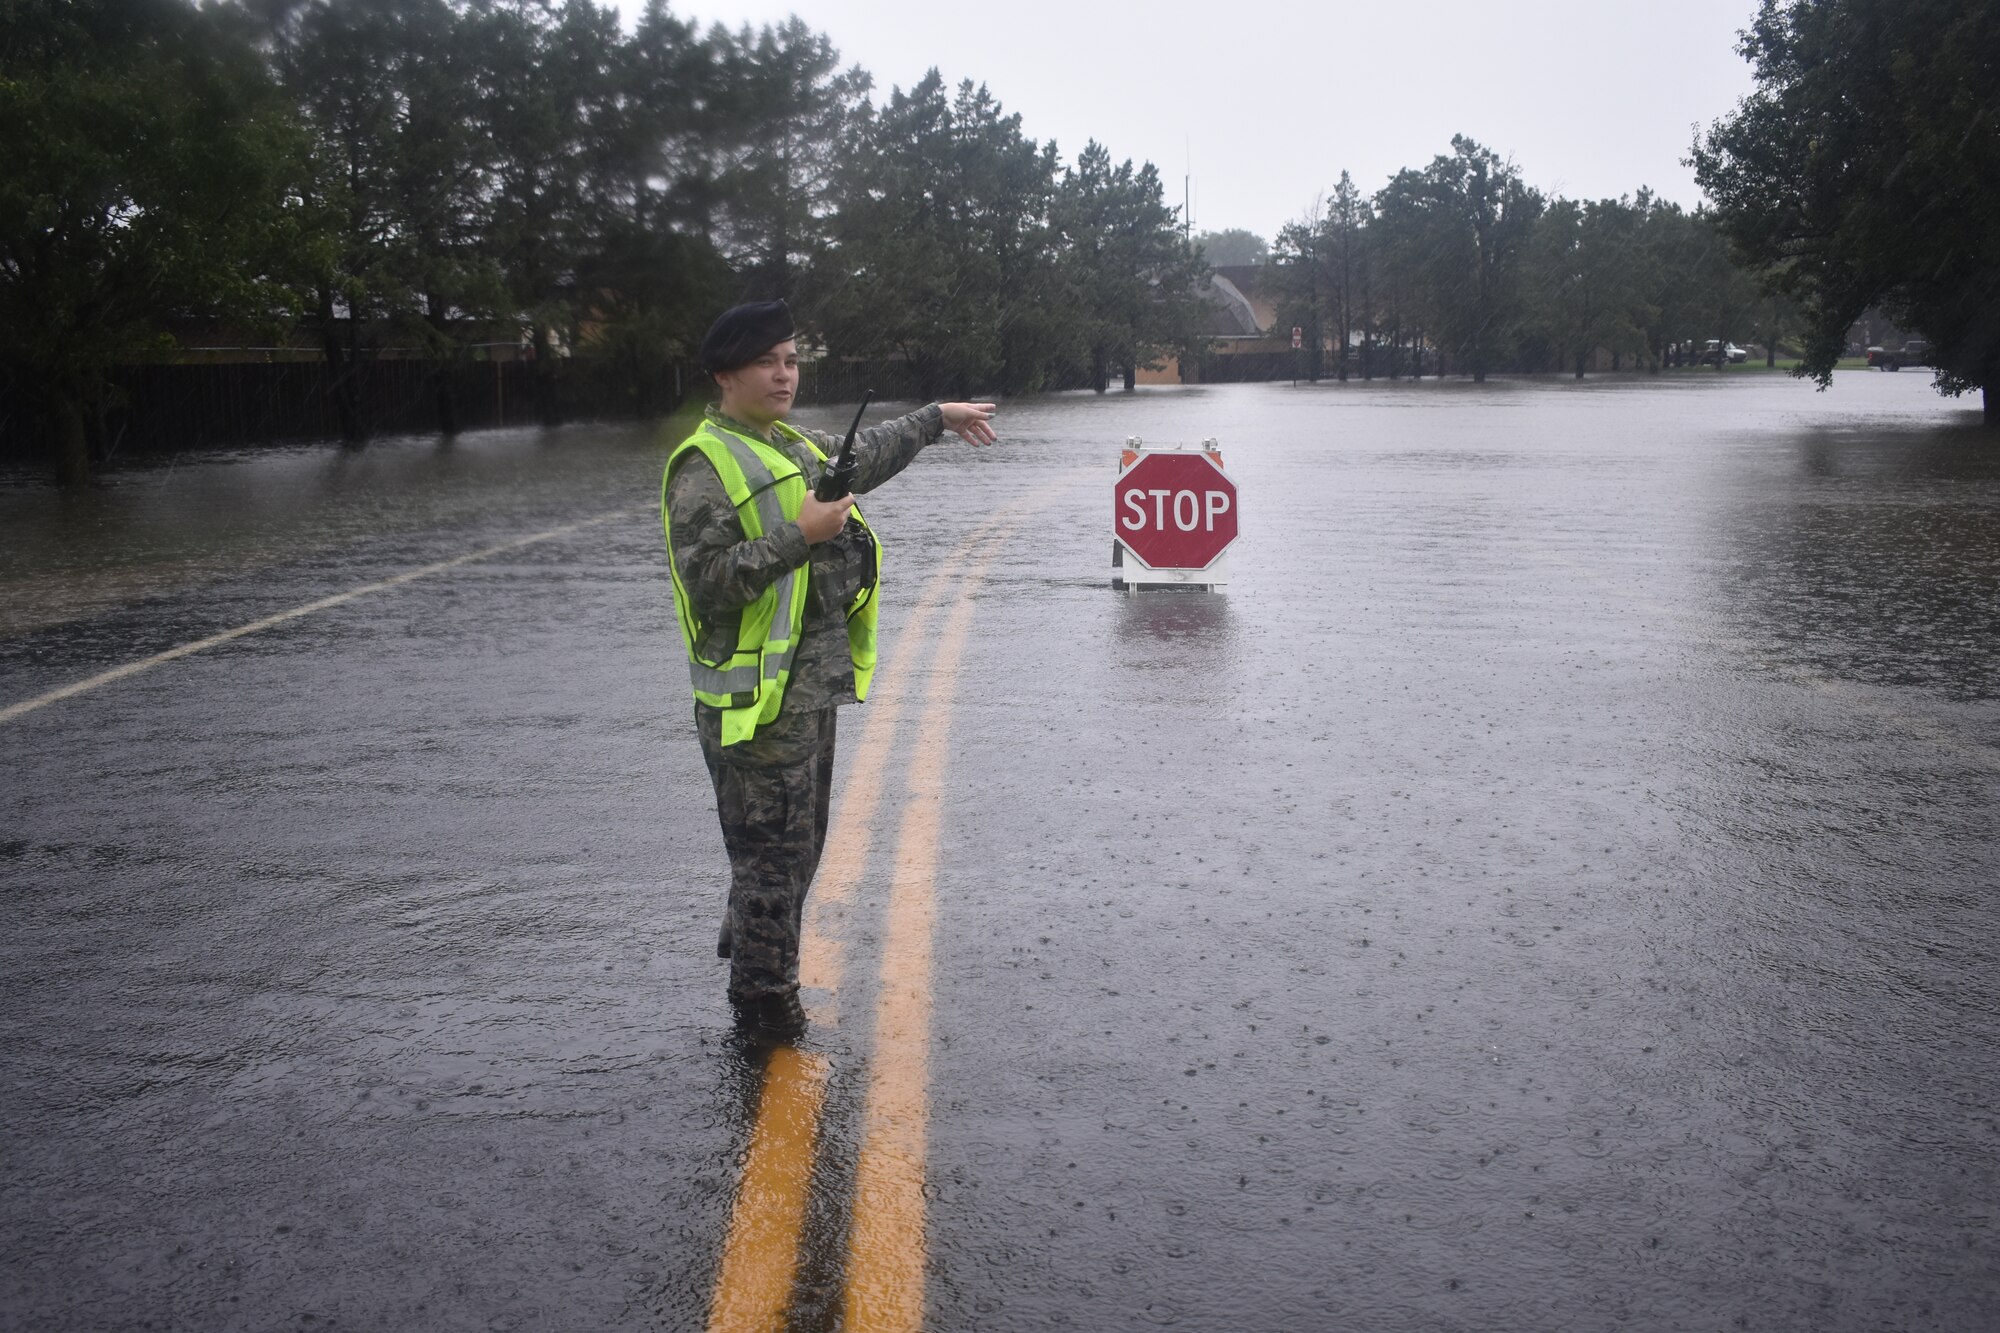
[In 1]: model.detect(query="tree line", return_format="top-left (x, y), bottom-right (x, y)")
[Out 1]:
top-left (6, 0), bottom-right (1991, 486)
top-left (1, 0), bottom-right (1206, 481)
top-left (1245, 0), bottom-right (1996, 420)
top-left (1250, 137), bottom-right (1781, 383)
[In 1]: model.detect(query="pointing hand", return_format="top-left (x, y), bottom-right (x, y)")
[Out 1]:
top-left (941, 402), bottom-right (998, 446)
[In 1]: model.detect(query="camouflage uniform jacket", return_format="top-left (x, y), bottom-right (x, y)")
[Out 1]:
top-left (666, 402), bottom-right (945, 713)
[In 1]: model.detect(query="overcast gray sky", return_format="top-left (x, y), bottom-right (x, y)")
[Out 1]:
top-left (618, 0), bottom-right (1764, 241)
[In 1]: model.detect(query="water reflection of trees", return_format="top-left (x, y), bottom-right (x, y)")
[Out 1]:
top-left (1719, 428), bottom-right (2000, 701)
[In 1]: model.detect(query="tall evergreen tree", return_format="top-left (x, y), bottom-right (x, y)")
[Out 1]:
top-left (959, 84), bottom-right (1065, 395)
top-left (1327, 173), bottom-right (1367, 380)
top-left (1, 0), bottom-right (303, 479)
top-left (703, 17), bottom-right (870, 307)
top-left (1373, 169), bottom-right (1446, 377)
top-left (386, 0), bottom-right (502, 434)
top-left (1267, 194), bottom-right (1328, 381)
top-left (1694, 0), bottom-right (2000, 420)
top-left (472, 0), bottom-right (628, 424)
top-left (591, 0), bottom-right (733, 412)
top-left (825, 72), bottom-right (1059, 396)
top-left (1420, 136), bottom-right (1543, 383)
top-left (1195, 228), bottom-right (1267, 267)
top-left (1052, 141), bottom-right (1205, 392)
top-left (270, 0), bottom-right (499, 440)
top-left (1530, 196), bottom-right (1650, 377)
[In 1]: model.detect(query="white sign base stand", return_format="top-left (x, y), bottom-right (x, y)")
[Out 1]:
top-left (1112, 542), bottom-right (1229, 592)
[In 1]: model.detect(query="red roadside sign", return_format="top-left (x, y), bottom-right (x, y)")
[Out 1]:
top-left (1291, 326), bottom-right (1303, 349)
top-left (1113, 451), bottom-right (1238, 570)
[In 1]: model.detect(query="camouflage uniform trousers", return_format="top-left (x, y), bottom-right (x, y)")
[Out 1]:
top-left (697, 701), bottom-right (838, 1004)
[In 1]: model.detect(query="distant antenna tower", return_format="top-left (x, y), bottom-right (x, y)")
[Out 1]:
top-left (1184, 134), bottom-right (1193, 241)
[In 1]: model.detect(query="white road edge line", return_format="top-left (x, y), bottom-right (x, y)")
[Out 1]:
top-left (0, 506), bottom-right (643, 727)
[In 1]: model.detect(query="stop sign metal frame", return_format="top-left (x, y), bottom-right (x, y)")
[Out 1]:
top-left (1111, 439), bottom-right (1238, 592)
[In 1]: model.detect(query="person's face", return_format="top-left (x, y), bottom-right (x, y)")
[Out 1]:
top-left (715, 339), bottom-right (798, 428)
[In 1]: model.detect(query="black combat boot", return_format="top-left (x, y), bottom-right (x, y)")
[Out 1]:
top-left (730, 989), bottom-right (807, 1043)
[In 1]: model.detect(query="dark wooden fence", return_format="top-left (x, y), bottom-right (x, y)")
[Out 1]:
top-left (0, 353), bottom-right (976, 471)
top-left (2, 350), bottom-right (1243, 472)
top-left (0, 356), bottom-right (695, 467)
top-left (1194, 345), bottom-right (1434, 383)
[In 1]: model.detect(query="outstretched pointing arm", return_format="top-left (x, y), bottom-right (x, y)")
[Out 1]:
top-left (800, 401), bottom-right (999, 494)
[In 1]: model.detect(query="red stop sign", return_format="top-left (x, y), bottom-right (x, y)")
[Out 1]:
top-left (1114, 452), bottom-right (1238, 569)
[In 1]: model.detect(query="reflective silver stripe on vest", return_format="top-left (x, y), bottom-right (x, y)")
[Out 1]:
top-left (690, 424), bottom-right (805, 696)
top-left (688, 659), bottom-right (759, 696)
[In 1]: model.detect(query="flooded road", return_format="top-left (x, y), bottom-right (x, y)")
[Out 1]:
top-left (3, 373), bottom-right (1996, 1331)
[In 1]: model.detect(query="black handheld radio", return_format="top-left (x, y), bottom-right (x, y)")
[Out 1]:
top-left (814, 390), bottom-right (874, 502)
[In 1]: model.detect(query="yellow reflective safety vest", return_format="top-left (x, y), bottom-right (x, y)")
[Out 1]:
top-left (661, 418), bottom-right (881, 746)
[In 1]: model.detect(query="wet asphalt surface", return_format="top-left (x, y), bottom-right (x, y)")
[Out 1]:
top-left (3, 374), bottom-right (1997, 1331)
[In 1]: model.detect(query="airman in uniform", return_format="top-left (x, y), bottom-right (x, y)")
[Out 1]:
top-left (661, 301), bottom-right (997, 1039)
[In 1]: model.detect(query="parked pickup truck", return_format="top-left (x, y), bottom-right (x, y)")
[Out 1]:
top-left (1698, 339), bottom-right (1749, 366)
top-left (1867, 340), bottom-right (1931, 371)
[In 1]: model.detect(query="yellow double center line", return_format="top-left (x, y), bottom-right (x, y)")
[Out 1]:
top-left (842, 532), bottom-right (1013, 1331)
top-left (1, 470), bottom-right (1076, 1327)
top-left (706, 484), bottom-right (1066, 1333)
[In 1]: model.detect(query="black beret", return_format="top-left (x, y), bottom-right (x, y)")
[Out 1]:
top-left (699, 300), bottom-right (796, 374)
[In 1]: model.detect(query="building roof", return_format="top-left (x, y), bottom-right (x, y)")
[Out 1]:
top-left (1211, 264), bottom-right (1278, 333)
top-left (1197, 276), bottom-right (1258, 337)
